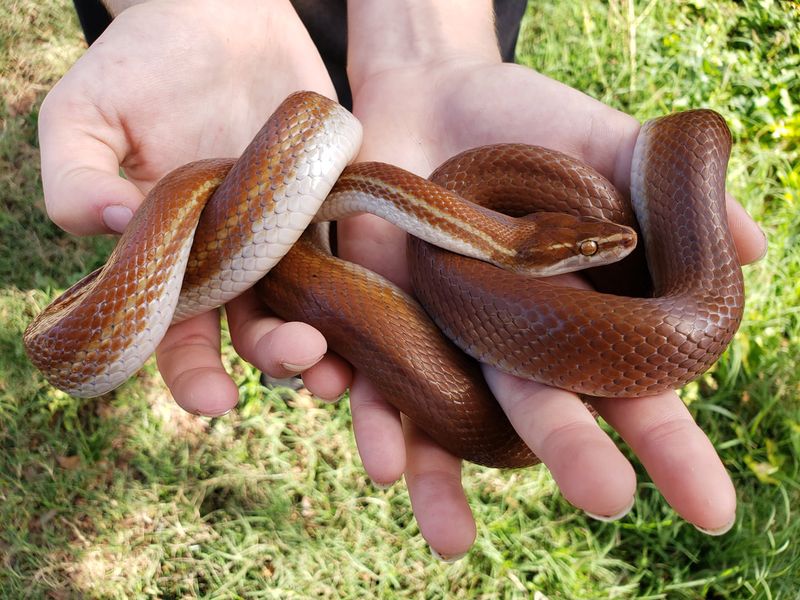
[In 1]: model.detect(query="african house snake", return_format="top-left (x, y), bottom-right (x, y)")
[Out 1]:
top-left (24, 92), bottom-right (744, 468)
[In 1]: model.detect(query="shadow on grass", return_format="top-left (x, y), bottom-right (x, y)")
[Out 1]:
top-left (0, 352), bottom-right (363, 596)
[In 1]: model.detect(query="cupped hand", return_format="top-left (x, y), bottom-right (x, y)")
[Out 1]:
top-left (38, 0), bottom-right (350, 415)
top-left (338, 58), bottom-right (766, 559)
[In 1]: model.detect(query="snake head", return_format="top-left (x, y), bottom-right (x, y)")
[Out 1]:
top-left (513, 212), bottom-right (637, 276)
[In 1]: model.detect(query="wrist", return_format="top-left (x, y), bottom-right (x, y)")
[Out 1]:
top-left (346, 0), bottom-right (500, 93)
top-left (103, 0), bottom-right (295, 22)
top-left (99, 0), bottom-right (306, 61)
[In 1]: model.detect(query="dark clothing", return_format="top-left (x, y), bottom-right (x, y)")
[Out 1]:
top-left (72, 0), bottom-right (527, 110)
top-left (73, 0), bottom-right (112, 45)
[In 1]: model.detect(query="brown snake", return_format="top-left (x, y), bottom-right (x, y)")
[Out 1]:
top-left (25, 92), bottom-right (744, 468)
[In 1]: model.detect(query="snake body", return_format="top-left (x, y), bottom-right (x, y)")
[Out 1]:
top-left (24, 93), bottom-right (363, 396)
top-left (24, 92), bottom-right (744, 467)
top-left (412, 112), bottom-right (744, 397)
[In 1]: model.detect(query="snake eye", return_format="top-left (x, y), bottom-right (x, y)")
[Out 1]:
top-left (579, 240), bottom-right (599, 256)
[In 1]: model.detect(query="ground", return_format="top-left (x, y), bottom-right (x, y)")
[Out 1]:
top-left (1, 1), bottom-right (798, 598)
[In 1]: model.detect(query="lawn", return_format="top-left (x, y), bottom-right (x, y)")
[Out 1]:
top-left (1, 0), bottom-right (798, 598)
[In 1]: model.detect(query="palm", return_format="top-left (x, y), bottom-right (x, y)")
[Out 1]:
top-left (41, 0), bottom-right (334, 211)
top-left (342, 60), bottom-right (638, 286)
top-left (37, 0), bottom-right (339, 418)
top-left (340, 58), bottom-right (750, 556)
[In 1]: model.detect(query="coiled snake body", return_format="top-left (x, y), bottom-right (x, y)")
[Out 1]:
top-left (25, 92), bottom-right (744, 468)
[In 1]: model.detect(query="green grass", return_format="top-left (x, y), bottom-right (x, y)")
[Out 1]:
top-left (1, 0), bottom-right (799, 597)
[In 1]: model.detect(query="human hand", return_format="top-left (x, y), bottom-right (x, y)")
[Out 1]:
top-left (38, 0), bottom-right (349, 415)
top-left (338, 2), bottom-right (766, 560)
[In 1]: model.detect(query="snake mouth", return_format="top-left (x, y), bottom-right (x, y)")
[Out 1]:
top-left (612, 228), bottom-right (638, 252)
top-left (596, 227), bottom-right (638, 260)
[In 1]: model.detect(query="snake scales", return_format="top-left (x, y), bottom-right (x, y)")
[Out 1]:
top-left (24, 91), bottom-right (744, 468)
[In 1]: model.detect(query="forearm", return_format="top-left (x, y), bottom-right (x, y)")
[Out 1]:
top-left (95, 0), bottom-right (306, 57)
top-left (346, 0), bottom-right (501, 91)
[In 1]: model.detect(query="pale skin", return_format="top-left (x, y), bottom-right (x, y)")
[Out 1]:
top-left (39, 0), bottom-right (766, 560)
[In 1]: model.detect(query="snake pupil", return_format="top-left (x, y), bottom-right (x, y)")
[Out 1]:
top-left (579, 240), bottom-right (599, 256)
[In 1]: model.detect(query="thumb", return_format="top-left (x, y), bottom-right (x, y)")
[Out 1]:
top-left (38, 88), bottom-right (145, 235)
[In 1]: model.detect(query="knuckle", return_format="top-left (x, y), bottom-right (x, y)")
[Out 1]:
top-left (37, 84), bottom-right (62, 128)
top-left (43, 189), bottom-right (80, 233)
top-left (539, 420), bottom-right (597, 455)
top-left (638, 416), bottom-right (700, 449)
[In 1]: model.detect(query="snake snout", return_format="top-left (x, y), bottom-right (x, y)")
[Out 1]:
top-left (573, 215), bottom-right (636, 254)
top-left (514, 213), bottom-right (637, 276)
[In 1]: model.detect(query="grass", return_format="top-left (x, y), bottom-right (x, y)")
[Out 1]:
top-left (1, 0), bottom-right (798, 597)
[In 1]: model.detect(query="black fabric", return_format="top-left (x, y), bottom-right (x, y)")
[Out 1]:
top-left (71, 0), bottom-right (529, 110)
top-left (72, 0), bottom-right (112, 45)
top-left (289, 0), bottom-right (351, 108)
top-left (495, 0), bottom-right (529, 62)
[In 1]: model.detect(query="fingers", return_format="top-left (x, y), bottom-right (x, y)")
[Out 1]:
top-left (225, 290), bottom-right (351, 400)
top-left (592, 393), bottom-right (737, 535)
top-left (227, 291), bottom-right (327, 377)
top-left (349, 374), bottom-right (406, 485)
top-left (349, 377), bottom-right (476, 559)
top-left (38, 82), bottom-right (143, 235)
top-left (301, 353), bottom-right (353, 402)
top-left (726, 194), bottom-right (767, 265)
top-left (349, 375), bottom-right (476, 559)
top-left (485, 366), bottom-right (736, 533)
top-left (156, 309), bottom-right (239, 417)
top-left (484, 367), bottom-right (637, 520)
top-left (403, 417), bottom-right (476, 561)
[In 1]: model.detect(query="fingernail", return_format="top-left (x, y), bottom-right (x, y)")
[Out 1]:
top-left (756, 228), bottom-right (768, 262)
top-left (371, 479), bottom-right (393, 490)
top-left (281, 355), bottom-right (324, 373)
top-left (203, 407), bottom-right (234, 418)
top-left (102, 204), bottom-right (133, 233)
top-left (430, 546), bottom-right (467, 563)
top-left (694, 514), bottom-right (736, 536)
top-left (585, 496), bottom-right (635, 522)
